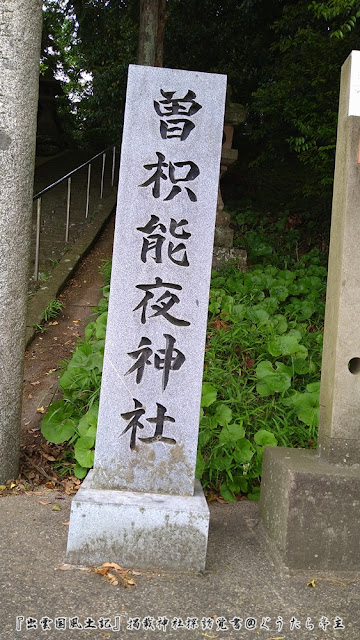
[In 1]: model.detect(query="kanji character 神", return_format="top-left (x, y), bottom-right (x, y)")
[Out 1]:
top-left (125, 334), bottom-right (185, 391)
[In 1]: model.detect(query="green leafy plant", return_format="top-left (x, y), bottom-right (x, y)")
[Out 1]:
top-left (41, 268), bottom-right (110, 478)
top-left (43, 298), bottom-right (64, 322)
top-left (41, 213), bottom-right (327, 495)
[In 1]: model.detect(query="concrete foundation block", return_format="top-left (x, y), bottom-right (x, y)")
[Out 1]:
top-left (259, 446), bottom-right (360, 572)
top-left (66, 473), bottom-right (209, 572)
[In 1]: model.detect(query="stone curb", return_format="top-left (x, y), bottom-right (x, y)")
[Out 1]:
top-left (25, 191), bottom-right (117, 347)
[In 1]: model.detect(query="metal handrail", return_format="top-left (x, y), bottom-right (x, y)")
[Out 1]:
top-left (33, 143), bottom-right (119, 201)
top-left (32, 142), bottom-right (119, 280)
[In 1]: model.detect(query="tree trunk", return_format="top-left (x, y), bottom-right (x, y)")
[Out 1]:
top-left (0, 0), bottom-right (43, 482)
top-left (138, 0), bottom-right (167, 67)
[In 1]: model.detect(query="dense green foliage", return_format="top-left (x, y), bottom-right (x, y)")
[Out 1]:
top-left (41, 209), bottom-right (327, 498)
top-left (42, 0), bottom-right (360, 215)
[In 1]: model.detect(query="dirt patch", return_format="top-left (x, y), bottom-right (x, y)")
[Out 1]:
top-left (16, 214), bottom-right (115, 493)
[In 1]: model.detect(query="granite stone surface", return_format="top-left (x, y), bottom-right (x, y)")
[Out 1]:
top-left (66, 473), bottom-right (209, 572)
top-left (91, 65), bottom-right (227, 495)
top-left (0, 1), bottom-right (42, 482)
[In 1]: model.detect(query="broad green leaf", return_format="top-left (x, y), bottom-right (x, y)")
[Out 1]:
top-left (95, 312), bottom-right (108, 339)
top-left (78, 404), bottom-right (99, 440)
top-left (41, 401), bottom-right (76, 443)
top-left (293, 392), bottom-right (319, 428)
top-left (84, 321), bottom-right (96, 341)
top-left (233, 438), bottom-right (254, 463)
top-left (247, 487), bottom-right (261, 502)
top-left (42, 417), bottom-right (76, 444)
top-left (220, 482), bottom-right (237, 502)
top-left (306, 381), bottom-right (321, 393)
top-left (73, 463), bottom-right (88, 479)
top-left (74, 436), bottom-right (95, 468)
top-left (254, 429), bottom-right (278, 446)
top-left (201, 382), bottom-right (217, 407)
top-left (293, 358), bottom-right (309, 374)
top-left (219, 422), bottom-right (245, 444)
top-left (269, 285), bottom-right (289, 301)
top-left (256, 361), bottom-right (274, 379)
top-left (256, 362), bottom-right (292, 395)
top-left (215, 404), bottom-right (232, 426)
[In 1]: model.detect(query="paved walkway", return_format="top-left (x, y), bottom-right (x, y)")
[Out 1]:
top-left (12, 150), bottom-right (358, 640)
top-left (0, 495), bottom-right (358, 639)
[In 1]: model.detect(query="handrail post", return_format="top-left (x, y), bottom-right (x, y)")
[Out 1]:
top-left (34, 198), bottom-right (41, 280)
top-left (100, 152), bottom-right (106, 199)
top-left (111, 145), bottom-right (116, 186)
top-left (85, 163), bottom-right (91, 219)
top-left (65, 177), bottom-right (71, 242)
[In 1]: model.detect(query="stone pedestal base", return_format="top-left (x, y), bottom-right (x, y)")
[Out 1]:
top-left (259, 447), bottom-right (360, 572)
top-left (212, 247), bottom-right (247, 271)
top-left (66, 473), bottom-right (209, 572)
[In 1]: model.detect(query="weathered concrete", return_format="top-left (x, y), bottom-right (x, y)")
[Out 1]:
top-left (259, 51), bottom-right (360, 572)
top-left (259, 447), bottom-right (360, 572)
top-left (0, 1), bottom-right (42, 482)
top-left (317, 51), bottom-right (360, 465)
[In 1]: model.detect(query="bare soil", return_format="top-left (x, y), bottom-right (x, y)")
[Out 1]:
top-left (16, 214), bottom-right (115, 493)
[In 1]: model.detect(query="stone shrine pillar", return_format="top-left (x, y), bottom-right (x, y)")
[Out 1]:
top-left (259, 51), bottom-right (360, 572)
top-left (213, 98), bottom-right (247, 270)
top-left (0, 1), bottom-right (42, 483)
top-left (67, 65), bottom-right (227, 571)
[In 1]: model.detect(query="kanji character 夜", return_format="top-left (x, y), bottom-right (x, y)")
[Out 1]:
top-left (134, 277), bottom-right (190, 326)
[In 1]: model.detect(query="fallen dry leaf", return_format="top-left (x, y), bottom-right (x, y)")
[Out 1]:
top-left (39, 500), bottom-right (52, 505)
top-left (101, 562), bottom-right (123, 570)
top-left (57, 564), bottom-right (71, 571)
top-left (49, 321), bottom-right (58, 326)
top-left (105, 572), bottom-right (119, 586)
top-left (37, 406), bottom-right (46, 414)
top-left (96, 567), bottom-right (110, 576)
top-left (307, 579), bottom-right (316, 588)
top-left (28, 394), bottom-right (33, 399)
top-left (62, 522), bottom-right (70, 526)
top-left (30, 381), bottom-right (40, 386)
top-left (41, 453), bottom-right (56, 462)
top-left (52, 504), bottom-right (61, 511)
top-left (0, 485), bottom-right (6, 491)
